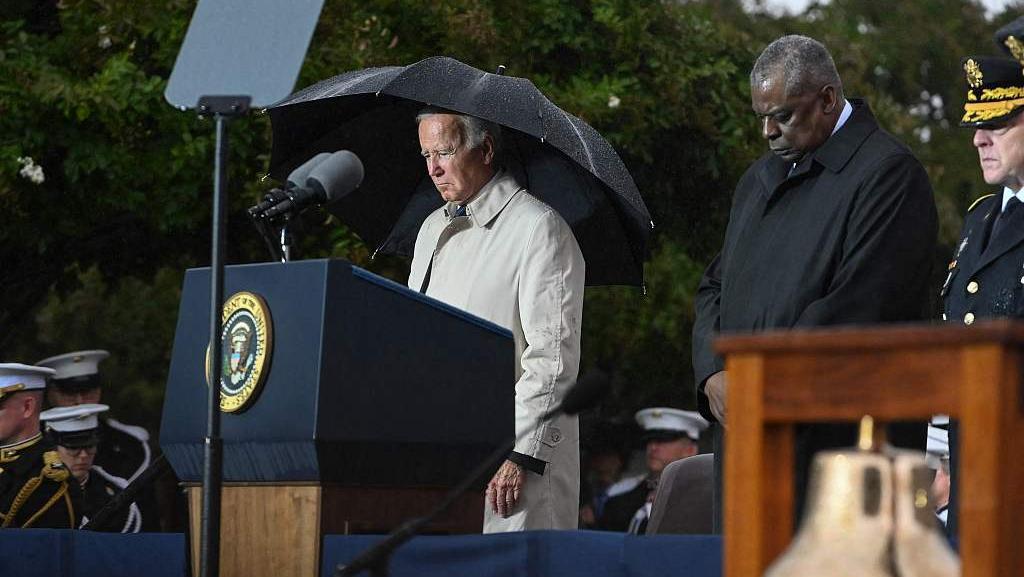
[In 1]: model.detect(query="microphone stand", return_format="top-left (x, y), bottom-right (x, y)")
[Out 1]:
top-left (81, 454), bottom-right (171, 531)
top-left (334, 396), bottom-right (593, 577)
top-left (334, 437), bottom-right (515, 577)
top-left (278, 214), bottom-right (293, 262)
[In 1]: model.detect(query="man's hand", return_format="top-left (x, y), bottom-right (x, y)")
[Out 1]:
top-left (486, 460), bottom-right (525, 518)
top-left (705, 371), bottom-right (728, 426)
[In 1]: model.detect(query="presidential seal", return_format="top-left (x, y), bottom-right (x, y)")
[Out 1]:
top-left (205, 291), bottom-right (273, 413)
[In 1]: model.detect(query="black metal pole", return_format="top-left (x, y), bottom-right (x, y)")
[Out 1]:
top-left (201, 112), bottom-right (229, 577)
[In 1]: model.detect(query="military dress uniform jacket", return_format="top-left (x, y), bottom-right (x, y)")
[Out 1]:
top-left (95, 416), bottom-right (160, 531)
top-left (596, 475), bottom-right (650, 533)
top-left (0, 434), bottom-right (78, 529)
top-left (408, 170), bottom-right (586, 532)
top-left (942, 194), bottom-right (1024, 322)
top-left (78, 467), bottom-right (142, 533)
top-left (941, 192), bottom-right (1024, 536)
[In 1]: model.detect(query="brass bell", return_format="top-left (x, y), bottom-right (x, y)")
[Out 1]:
top-left (762, 450), bottom-right (896, 577)
top-left (890, 449), bottom-right (960, 577)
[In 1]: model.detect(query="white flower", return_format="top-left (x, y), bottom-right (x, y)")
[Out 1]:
top-left (608, 94), bottom-right (621, 109)
top-left (99, 36), bottom-right (112, 49)
top-left (16, 156), bottom-right (45, 185)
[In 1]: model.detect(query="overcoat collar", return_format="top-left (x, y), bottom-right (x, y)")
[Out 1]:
top-left (443, 170), bottom-right (523, 228)
top-left (757, 98), bottom-right (878, 195)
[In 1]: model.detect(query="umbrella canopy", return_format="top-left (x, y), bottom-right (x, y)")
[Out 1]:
top-left (268, 56), bottom-right (653, 286)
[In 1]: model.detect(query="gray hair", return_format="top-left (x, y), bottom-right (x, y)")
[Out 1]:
top-left (750, 35), bottom-right (842, 97)
top-left (415, 106), bottom-right (502, 159)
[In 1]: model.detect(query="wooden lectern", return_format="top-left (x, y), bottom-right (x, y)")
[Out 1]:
top-left (160, 260), bottom-right (514, 577)
top-left (717, 321), bottom-right (1024, 577)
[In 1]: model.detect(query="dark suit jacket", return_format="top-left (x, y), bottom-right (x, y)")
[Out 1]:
top-left (693, 99), bottom-right (938, 409)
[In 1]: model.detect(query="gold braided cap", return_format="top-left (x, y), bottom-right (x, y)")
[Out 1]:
top-left (962, 98), bottom-right (1024, 123)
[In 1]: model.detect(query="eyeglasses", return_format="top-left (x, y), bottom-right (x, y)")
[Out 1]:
top-left (62, 446), bottom-right (98, 456)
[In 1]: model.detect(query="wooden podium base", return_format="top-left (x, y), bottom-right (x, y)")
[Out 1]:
top-left (186, 483), bottom-right (484, 577)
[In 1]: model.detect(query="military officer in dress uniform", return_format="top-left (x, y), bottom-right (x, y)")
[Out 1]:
top-left (0, 363), bottom-right (78, 529)
top-left (943, 53), bottom-right (1024, 535)
top-left (597, 408), bottom-right (707, 533)
top-left (41, 403), bottom-right (141, 532)
top-left (37, 350), bottom-right (158, 530)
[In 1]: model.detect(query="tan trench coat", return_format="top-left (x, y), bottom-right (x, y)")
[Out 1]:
top-left (408, 171), bottom-right (585, 531)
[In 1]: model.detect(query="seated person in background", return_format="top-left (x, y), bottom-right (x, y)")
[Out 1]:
top-left (41, 403), bottom-right (142, 532)
top-left (598, 408), bottom-right (708, 533)
top-left (0, 363), bottom-right (78, 529)
top-left (579, 441), bottom-right (627, 528)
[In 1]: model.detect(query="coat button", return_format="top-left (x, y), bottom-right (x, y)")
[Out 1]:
top-left (964, 312), bottom-right (975, 325)
top-left (967, 281), bottom-right (979, 294)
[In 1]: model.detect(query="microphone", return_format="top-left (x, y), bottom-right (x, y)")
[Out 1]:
top-left (252, 150), bottom-right (364, 219)
top-left (248, 153), bottom-right (331, 217)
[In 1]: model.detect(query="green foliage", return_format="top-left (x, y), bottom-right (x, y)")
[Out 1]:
top-left (1, 0), bottom-right (1016, 430)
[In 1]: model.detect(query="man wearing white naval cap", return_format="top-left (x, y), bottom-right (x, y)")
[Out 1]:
top-left (37, 350), bottom-right (157, 530)
top-left (41, 403), bottom-right (142, 532)
top-left (598, 408), bottom-right (708, 533)
top-left (0, 363), bottom-right (78, 528)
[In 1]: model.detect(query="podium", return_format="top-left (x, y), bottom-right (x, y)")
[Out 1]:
top-left (159, 259), bottom-right (514, 577)
top-left (717, 321), bottom-right (1024, 577)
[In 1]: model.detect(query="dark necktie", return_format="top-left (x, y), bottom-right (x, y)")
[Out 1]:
top-left (453, 204), bottom-right (467, 217)
top-left (988, 196), bottom-right (1022, 249)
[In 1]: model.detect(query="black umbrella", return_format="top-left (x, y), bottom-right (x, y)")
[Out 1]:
top-left (267, 56), bottom-right (653, 287)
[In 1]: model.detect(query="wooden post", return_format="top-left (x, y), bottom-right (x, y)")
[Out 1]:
top-left (717, 321), bottom-right (1024, 577)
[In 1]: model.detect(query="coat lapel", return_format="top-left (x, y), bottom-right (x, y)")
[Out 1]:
top-left (973, 204), bottom-right (1024, 273)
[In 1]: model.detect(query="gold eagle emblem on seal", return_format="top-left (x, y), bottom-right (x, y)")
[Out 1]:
top-left (205, 291), bottom-right (274, 413)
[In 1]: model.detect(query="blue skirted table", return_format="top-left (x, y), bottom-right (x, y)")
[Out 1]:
top-left (0, 529), bottom-right (722, 577)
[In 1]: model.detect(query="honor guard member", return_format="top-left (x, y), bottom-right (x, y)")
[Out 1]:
top-left (41, 404), bottom-right (141, 532)
top-left (37, 350), bottom-right (159, 530)
top-left (0, 363), bottom-right (78, 529)
top-left (944, 53), bottom-right (1024, 534)
top-left (36, 351), bottom-right (151, 482)
top-left (598, 408), bottom-right (707, 533)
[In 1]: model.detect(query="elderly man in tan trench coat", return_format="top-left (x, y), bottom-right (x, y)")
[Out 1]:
top-left (408, 107), bottom-right (586, 532)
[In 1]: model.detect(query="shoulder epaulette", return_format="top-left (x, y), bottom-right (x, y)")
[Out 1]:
top-left (41, 451), bottom-right (69, 482)
top-left (968, 193), bottom-right (997, 212)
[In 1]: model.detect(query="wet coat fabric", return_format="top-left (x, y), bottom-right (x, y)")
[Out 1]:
top-left (693, 99), bottom-right (938, 404)
top-left (408, 170), bottom-right (585, 532)
top-left (691, 100), bottom-right (937, 528)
